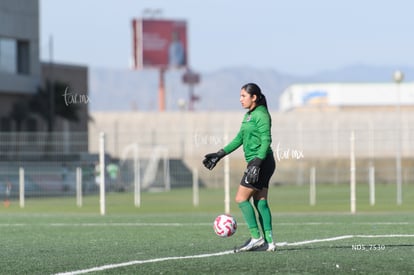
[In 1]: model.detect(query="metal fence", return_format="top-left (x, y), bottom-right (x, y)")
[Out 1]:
top-left (0, 132), bottom-right (95, 201)
top-left (1, 110), bottom-right (413, 209)
top-left (89, 111), bottom-right (414, 186)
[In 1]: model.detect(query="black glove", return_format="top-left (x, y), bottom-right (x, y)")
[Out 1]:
top-left (244, 157), bottom-right (262, 184)
top-left (203, 149), bottom-right (226, 170)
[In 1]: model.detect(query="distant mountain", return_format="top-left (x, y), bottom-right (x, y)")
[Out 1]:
top-left (88, 65), bottom-right (414, 112)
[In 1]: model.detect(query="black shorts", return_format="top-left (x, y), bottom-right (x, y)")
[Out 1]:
top-left (240, 153), bottom-right (276, 190)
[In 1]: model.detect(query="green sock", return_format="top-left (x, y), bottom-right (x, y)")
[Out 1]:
top-left (253, 200), bottom-right (264, 232)
top-left (238, 201), bottom-right (260, 239)
top-left (264, 230), bottom-right (273, 243)
top-left (255, 200), bottom-right (274, 243)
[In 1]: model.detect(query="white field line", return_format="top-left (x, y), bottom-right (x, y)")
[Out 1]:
top-left (276, 234), bottom-right (414, 247)
top-left (277, 235), bottom-right (354, 246)
top-left (54, 234), bottom-right (414, 275)
top-left (54, 250), bottom-right (235, 275)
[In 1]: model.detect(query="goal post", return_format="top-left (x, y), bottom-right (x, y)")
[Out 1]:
top-left (99, 132), bottom-right (106, 216)
top-left (350, 131), bottom-right (356, 214)
top-left (309, 166), bottom-right (316, 206)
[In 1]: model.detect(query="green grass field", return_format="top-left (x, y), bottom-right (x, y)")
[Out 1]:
top-left (1, 184), bottom-right (413, 274)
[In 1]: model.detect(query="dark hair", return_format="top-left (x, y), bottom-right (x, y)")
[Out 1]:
top-left (241, 83), bottom-right (268, 108)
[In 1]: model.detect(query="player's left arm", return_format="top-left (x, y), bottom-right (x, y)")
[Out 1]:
top-left (255, 111), bottom-right (272, 160)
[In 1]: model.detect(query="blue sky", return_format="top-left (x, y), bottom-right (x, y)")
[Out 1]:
top-left (40, 0), bottom-right (413, 76)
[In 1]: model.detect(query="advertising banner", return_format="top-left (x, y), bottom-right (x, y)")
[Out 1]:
top-left (133, 19), bottom-right (188, 69)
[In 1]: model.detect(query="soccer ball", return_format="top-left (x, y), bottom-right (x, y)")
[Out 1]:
top-left (213, 214), bottom-right (237, 237)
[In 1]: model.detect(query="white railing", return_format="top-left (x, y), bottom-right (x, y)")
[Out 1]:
top-left (1, 110), bottom-right (413, 214)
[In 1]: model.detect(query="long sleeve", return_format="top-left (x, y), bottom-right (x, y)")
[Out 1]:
top-left (222, 106), bottom-right (272, 162)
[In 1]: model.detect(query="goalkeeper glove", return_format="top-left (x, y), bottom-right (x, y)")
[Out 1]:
top-left (244, 157), bottom-right (262, 184)
top-left (203, 149), bottom-right (226, 170)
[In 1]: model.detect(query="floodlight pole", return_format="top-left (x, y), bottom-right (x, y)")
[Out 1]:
top-left (393, 70), bottom-right (404, 206)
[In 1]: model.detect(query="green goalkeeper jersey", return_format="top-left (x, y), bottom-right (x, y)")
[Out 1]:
top-left (223, 105), bottom-right (273, 162)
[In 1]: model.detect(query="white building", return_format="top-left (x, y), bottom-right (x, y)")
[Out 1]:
top-left (279, 83), bottom-right (414, 112)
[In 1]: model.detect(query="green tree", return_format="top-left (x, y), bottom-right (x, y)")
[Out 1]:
top-left (30, 80), bottom-right (80, 132)
top-left (9, 100), bottom-right (30, 131)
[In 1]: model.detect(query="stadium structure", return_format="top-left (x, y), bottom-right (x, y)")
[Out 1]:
top-left (0, 0), bottom-right (89, 136)
top-left (0, 0), bottom-right (91, 197)
top-left (89, 80), bottom-right (414, 188)
top-left (279, 82), bottom-right (414, 112)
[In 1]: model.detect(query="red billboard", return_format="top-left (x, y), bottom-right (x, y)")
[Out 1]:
top-left (132, 19), bottom-right (188, 69)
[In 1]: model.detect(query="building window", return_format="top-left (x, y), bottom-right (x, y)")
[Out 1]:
top-left (0, 37), bottom-right (17, 74)
top-left (0, 37), bottom-right (30, 75)
top-left (17, 40), bottom-right (30, 74)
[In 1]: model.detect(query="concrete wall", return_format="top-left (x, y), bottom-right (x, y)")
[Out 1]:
top-left (89, 110), bottom-right (414, 186)
top-left (89, 110), bottom-right (414, 158)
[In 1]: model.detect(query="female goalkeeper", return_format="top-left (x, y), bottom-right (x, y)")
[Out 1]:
top-left (203, 83), bottom-right (276, 252)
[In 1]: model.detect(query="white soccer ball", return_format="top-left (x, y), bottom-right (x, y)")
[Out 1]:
top-left (213, 214), bottom-right (237, 237)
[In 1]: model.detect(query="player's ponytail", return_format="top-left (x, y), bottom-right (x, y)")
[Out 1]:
top-left (241, 83), bottom-right (268, 109)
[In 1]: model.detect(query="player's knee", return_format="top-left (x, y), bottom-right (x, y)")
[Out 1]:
top-left (235, 195), bottom-right (245, 204)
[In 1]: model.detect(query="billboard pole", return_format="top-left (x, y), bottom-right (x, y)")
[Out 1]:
top-left (159, 67), bottom-right (166, 111)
